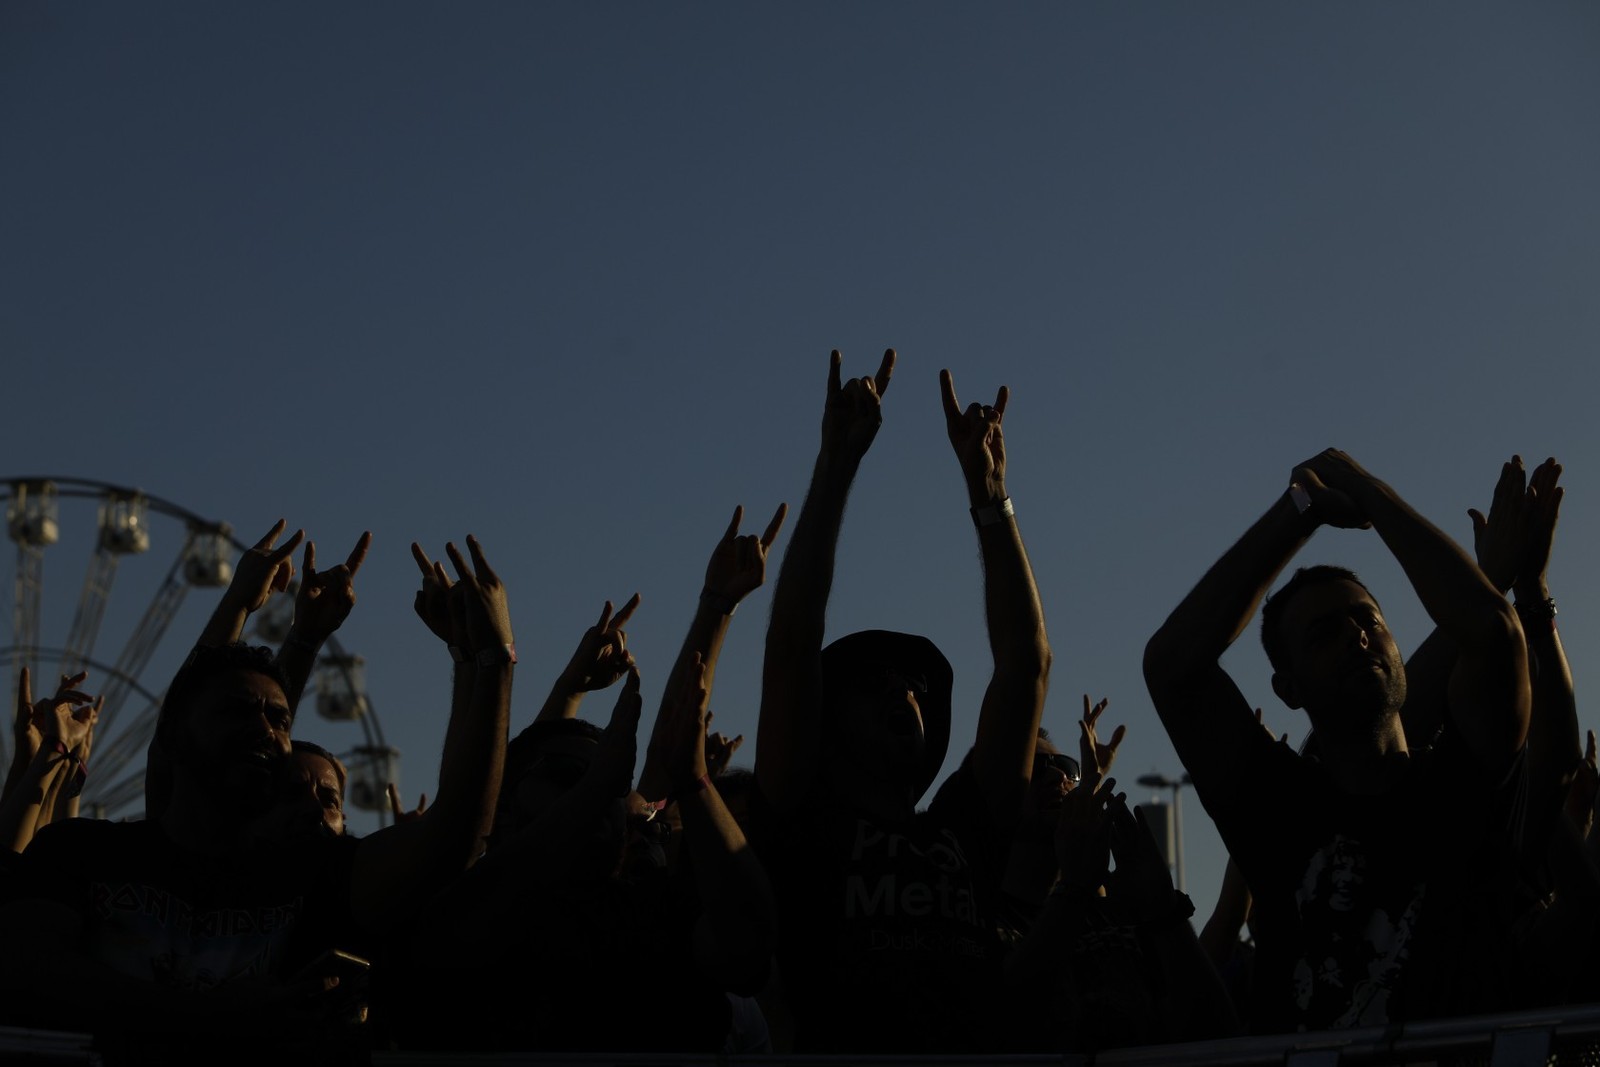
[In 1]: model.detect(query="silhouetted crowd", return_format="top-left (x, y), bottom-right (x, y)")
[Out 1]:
top-left (2, 351), bottom-right (1595, 1063)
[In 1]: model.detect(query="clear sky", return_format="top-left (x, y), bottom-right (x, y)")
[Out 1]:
top-left (4, 1), bottom-right (1599, 918)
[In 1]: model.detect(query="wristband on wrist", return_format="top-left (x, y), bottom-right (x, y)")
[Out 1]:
top-left (699, 589), bottom-right (738, 617)
top-left (971, 497), bottom-right (1014, 528)
top-left (672, 773), bottom-right (713, 805)
top-left (1514, 596), bottom-right (1557, 623)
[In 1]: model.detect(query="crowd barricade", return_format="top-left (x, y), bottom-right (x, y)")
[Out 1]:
top-left (8, 1003), bottom-right (1600, 1067)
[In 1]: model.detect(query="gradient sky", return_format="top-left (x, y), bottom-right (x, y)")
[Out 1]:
top-left (4, 1), bottom-right (1599, 917)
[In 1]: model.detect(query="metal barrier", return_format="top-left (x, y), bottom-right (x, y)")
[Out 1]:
top-left (8, 1002), bottom-right (1600, 1067)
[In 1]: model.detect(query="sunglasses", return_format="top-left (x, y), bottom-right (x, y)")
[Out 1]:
top-left (1036, 751), bottom-right (1081, 785)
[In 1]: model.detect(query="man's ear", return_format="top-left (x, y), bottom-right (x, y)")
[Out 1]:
top-left (1271, 672), bottom-right (1303, 710)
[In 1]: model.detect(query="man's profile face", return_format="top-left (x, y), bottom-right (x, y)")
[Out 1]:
top-left (179, 670), bottom-right (294, 813)
top-left (1275, 579), bottom-right (1406, 721)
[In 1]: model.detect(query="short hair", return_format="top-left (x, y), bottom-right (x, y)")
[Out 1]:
top-left (1260, 565), bottom-right (1372, 673)
top-left (156, 643), bottom-right (291, 752)
top-left (291, 739), bottom-right (348, 796)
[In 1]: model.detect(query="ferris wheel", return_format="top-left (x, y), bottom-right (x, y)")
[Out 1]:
top-left (2, 478), bottom-right (400, 826)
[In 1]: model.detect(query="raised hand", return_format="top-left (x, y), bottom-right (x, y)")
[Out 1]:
top-left (1519, 457), bottom-right (1563, 597)
top-left (445, 538), bottom-right (513, 658)
top-left (10, 668), bottom-right (44, 769)
top-left (28, 670), bottom-right (100, 755)
top-left (561, 595), bottom-right (640, 692)
top-left (820, 348), bottom-right (895, 463)
top-left (705, 723), bottom-right (744, 779)
top-left (1080, 694), bottom-right (1126, 783)
top-left (291, 532), bottom-right (372, 644)
top-left (1291, 450), bottom-right (1371, 530)
top-left (228, 520), bottom-right (305, 614)
top-left (1054, 770), bottom-right (1115, 895)
top-left (410, 543), bottom-right (460, 648)
top-left (386, 782), bottom-right (428, 824)
top-left (940, 369), bottom-right (1008, 503)
top-left (1467, 456), bottom-right (1528, 593)
top-left (703, 504), bottom-right (788, 606)
top-left (1108, 797), bottom-right (1179, 916)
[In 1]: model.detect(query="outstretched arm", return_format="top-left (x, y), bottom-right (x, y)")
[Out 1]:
top-left (637, 504), bottom-right (785, 803)
top-left (941, 370), bottom-right (1052, 831)
top-left (1143, 469), bottom-right (1363, 800)
top-left (756, 349), bottom-right (894, 812)
top-left (196, 520), bottom-right (303, 647)
top-left (0, 670), bottom-right (96, 853)
top-left (1305, 450), bottom-right (1530, 772)
top-left (1510, 459), bottom-right (1579, 795)
top-left (351, 536), bottom-right (514, 934)
top-left (534, 593), bottom-right (639, 723)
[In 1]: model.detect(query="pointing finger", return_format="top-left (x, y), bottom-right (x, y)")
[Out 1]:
top-left (723, 505), bottom-right (744, 542)
top-left (611, 592), bottom-right (641, 630)
top-left (939, 368), bottom-right (961, 422)
top-left (345, 532), bottom-right (373, 575)
top-left (411, 542), bottom-right (435, 579)
top-left (874, 348), bottom-right (895, 396)
top-left (444, 542), bottom-right (470, 582)
top-left (252, 519), bottom-right (288, 551)
top-left (994, 385), bottom-right (1009, 419)
top-left (760, 502), bottom-right (789, 549)
top-left (268, 529), bottom-right (305, 564)
top-left (302, 541), bottom-right (317, 579)
top-left (596, 600), bottom-right (614, 631)
top-left (827, 350), bottom-right (842, 396)
top-left (465, 535), bottom-right (498, 583)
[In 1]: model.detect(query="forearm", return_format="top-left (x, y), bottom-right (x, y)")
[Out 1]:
top-left (1145, 491), bottom-right (1312, 691)
top-left (274, 630), bottom-right (323, 712)
top-left (197, 593), bottom-right (252, 648)
top-left (1514, 586), bottom-right (1580, 794)
top-left (1196, 858), bottom-right (1251, 969)
top-left (534, 670), bottom-right (584, 723)
top-left (640, 602), bottom-right (733, 801)
top-left (0, 751), bottom-right (71, 853)
top-left (1356, 479), bottom-right (1515, 650)
top-left (970, 502), bottom-right (1052, 827)
top-left (430, 663), bottom-right (512, 858)
top-left (756, 454), bottom-right (857, 804)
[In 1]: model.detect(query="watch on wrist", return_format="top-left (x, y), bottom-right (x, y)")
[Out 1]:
top-left (475, 643), bottom-right (517, 667)
top-left (971, 497), bottom-right (1014, 528)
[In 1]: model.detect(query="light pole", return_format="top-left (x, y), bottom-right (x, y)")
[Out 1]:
top-left (1136, 771), bottom-right (1193, 891)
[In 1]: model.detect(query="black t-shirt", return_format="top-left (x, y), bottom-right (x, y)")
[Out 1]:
top-left (750, 785), bottom-right (1008, 1053)
top-left (1204, 729), bottom-right (1524, 1033)
top-left (379, 864), bottom-right (731, 1053)
top-left (10, 818), bottom-right (363, 992)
